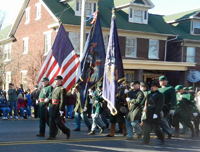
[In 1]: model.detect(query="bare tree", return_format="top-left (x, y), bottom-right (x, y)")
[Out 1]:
top-left (27, 49), bottom-right (45, 87)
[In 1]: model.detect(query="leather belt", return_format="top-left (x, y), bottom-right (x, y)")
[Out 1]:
top-left (39, 98), bottom-right (44, 103)
top-left (52, 99), bottom-right (60, 105)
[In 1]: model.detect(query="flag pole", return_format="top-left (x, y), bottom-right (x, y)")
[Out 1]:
top-left (80, 0), bottom-right (87, 60)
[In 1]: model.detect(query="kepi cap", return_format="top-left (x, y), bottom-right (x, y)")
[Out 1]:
top-left (42, 77), bottom-right (49, 82)
top-left (175, 85), bottom-right (183, 91)
top-left (159, 76), bottom-right (167, 81)
top-left (54, 75), bottom-right (63, 80)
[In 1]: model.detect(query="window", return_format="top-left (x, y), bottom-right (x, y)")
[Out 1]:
top-left (126, 37), bottom-right (137, 58)
top-left (44, 31), bottom-right (52, 55)
top-left (193, 21), bottom-right (200, 34)
top-left (25, 7), bottom-right (30, 24)
top-left (186, 47), bottom-right (195, 63)
top-left (5, 72), bottom-right (11, 91)
top-left (3, 43), bottom-right (11, 61)
top-left (129, 8), bottom-right (148, 24)
top-left (103, 35), bottom-right (109, 53)
top-left (148, 39), bottom-right (159, 59)
top-left (75, 1), bottom-right (97, 17)
top-left (35, 3), bottom-right (41, 20)
top-left (23, 37), bottom-right (29, 54)
top-left (125, 71), bottom-right (135, 82)
top-left (21, 70), bottom-right (27, 89)
top-left (69, 32), bottom-right (80, 54)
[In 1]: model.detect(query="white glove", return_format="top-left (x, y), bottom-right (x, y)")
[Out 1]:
top-left (44, 98), bottom-right (49, 103)
top-left (89, 92), bottom-right (95, 97)
top-left (193, 113), bottom-right (198, 117)
top-left (126, 97), bottom-right (130, 102)
top-left (95, 100), bottom-right (98, 104)
top-left (153, 114), bottom-right (158, 119)
top-left (36, 100), bottom-right (39, 105)
top-left (124, 89), bottom-right (129, 94)
top-left (47, 107), bottom-right (49, 111)
top-left (83, 107), bottom-right (87, 112)
top-left (88, 89), bottom-right (92, 93)
top-left (169, 110), bottom-right (175, 115)
top-left (94, 113), bottom-right (99, 118)
top-left (59, 111), bottom-right (64, 116)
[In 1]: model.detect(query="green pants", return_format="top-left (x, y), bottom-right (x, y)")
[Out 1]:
top-left (172, 110), bottom-right (193, 129)
top-left (143, 121), bottom-right (164, 144)
top-left (49, 116), bottom-right (70, 137)
top-left (39, 118), bottom-right (49, 135)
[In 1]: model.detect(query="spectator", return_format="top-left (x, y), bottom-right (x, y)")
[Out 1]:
top-left (17, 94), bottom-right (31, 119)
top-left (25, 89), bottom-right (32, 108)
top-left (0, 95), bottom-right (10, 120)
top-left (19, 84), bottom-right (25, 97)
top-left (8, 83), bottom-right (18, 119)
top-left (31, 85), bottom-right (40, 118)
top-left (0, 86), bottom-right (6, 97)
top-left (66, 88), bottom-right (76, 119)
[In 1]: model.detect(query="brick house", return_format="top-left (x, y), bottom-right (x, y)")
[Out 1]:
top-left (0, 0), bottom-right (197, 91)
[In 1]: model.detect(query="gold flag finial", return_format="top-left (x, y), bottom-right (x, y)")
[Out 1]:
top-left (57, 17), bottom-right (62, 24)
top-left (112, 8), bottom-right (115, 18)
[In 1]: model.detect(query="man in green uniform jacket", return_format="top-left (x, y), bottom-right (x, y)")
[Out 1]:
top-left (36, 77), bottom-right (53, 137)
top-left (88, 83), bottom-right (105, 135)
top-left (142, 81), bottom-right (165, 145)
top-left (46, 75), bottom-right (70, 140)
top-left (158, 76), bottom-right (177, 139)
top-left (125, 80), bottom-right (144, 140)
top-left (73, 88), bottom-right (92, 131)
top-left (171, 85), bottom-right (195, 137)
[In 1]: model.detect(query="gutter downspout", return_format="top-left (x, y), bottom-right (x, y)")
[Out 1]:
top-left (181, 41), bottom-right (186, 62)
top-left (164, 36), bottom-right (178, 61)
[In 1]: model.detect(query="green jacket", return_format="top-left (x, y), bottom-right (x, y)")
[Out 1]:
top-left (174, 92), bottom-right (194, 115)
top-left (8, 89), bottom-right (18, 102)
top-left (92, 90), bottom-right (103, 114)
top-left (158, 84), bottom-right (177, 115)
top-left (74, 92), bottom-right (88, 113)
top-left (143, 90), bottom-right (164, 123)
top-left (38, 84), bottom-right (53, 118)
top-left (49, 85), bottom-right (67, 118)
top-left (126, 89), bottom-right (144, 122)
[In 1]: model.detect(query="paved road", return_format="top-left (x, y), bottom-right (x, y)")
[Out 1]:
top-left (0, 118), bottom-right (200, 152)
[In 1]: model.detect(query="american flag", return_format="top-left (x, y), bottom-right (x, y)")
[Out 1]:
top-left (37, 24), bottom-right (79, 91)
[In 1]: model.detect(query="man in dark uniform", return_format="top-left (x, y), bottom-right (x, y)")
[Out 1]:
top-left (106, 84), bottom-right (127, 137)
top-left (46, 75), bottom-right (70, 140)
top-left (142, 81), bottom-right (165, 145)
top-left (158, 76), bottom-right (177, 139)
top-left (125, 80), bottom-right (144, 140)
top-left (36, 77), bottom-right (53, 137)
top-left (31, 85), bottom-right (40, 118)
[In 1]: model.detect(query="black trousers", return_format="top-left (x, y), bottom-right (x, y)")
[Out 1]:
top-left (49, 116), bottom-right (70, 137)
top-left (34, 104), bottom-right (39, 118)
top-left (143, 121), bottom-right (164, 144)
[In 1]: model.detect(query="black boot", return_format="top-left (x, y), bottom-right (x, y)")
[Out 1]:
top-left (174, 127), bottom-right (179, 137)
top-left (191, 128), bottom-right (195, 137)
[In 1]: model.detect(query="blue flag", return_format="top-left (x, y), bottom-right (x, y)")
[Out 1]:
top-left (76, 12), bottom-right (106, 108)
top-left (102, 14), bottom-right (125, 116)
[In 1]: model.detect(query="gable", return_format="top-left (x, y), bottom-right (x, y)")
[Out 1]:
top-left (195, 12), bottom-right (200, 18)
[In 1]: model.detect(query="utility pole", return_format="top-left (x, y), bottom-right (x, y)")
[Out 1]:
top-left (80, 0), bottom-right (86, 59)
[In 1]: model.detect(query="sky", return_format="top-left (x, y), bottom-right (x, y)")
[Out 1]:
top-left (0, 0), bottom-right (200, 29)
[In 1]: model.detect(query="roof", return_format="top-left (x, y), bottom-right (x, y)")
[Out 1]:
top-left (42, 0), bottom-right (176, 36)
top-left (163, 9), bottom-right (200, 41)
top-left (164, 8), bottom-right (200, 23)
top-left (0, 25), bottom-right (12, 41)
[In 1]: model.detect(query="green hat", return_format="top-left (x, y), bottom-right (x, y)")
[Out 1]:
top-left (54, 75), bottom-right (63, 80)
top-left (97, 82), bottom-right (102, 88)
top-left (175, 85), bottom-right (183, 91)
top-left (189, 87), bottom-right (193, 90)
top-left (183, 87), bottom-right (189, 91)
top-left (42, 77), bottom-right (49, 82)
top-left (131, 80), bottom-right (140, 85)
top-left (159, 76), bottom-right (167, 81)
